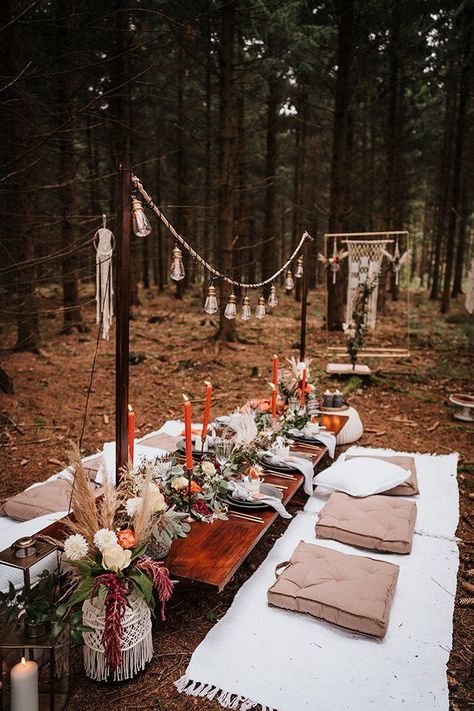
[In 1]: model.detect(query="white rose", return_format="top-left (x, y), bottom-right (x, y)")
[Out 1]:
top-left (93, 528), bottom-right (118, 552)
top-left (148, 482), bottom-right (166, 512)
top-left (64, 534), bottom-right (88, 561)
top-left (201, 461), bottom-right (216, 477)
top-left (126, 496), bottom-right (143, 517)
top-left (171, 476), bottom-right (188, 491)
top-left (102, 543), bottom-right (132, 572)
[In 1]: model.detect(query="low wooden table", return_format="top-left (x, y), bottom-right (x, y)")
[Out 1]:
top-left (166, 413), bottom-right (347, 591)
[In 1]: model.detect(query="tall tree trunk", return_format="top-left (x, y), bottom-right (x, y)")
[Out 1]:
top-left (216, 1), bottom-right (236, 342)
top-left (430, 61), bottom-right (456, 300)
top-left (441, 8), bottom-right (472, 313)
top-left (154, 150), bottom-right (165, 292)
top-left (175, 41), bottom-right (188, 300)
top-left (452, 172), bottom-right (469, 296)
top-left (327, 0), bottom-right (354, 330)
top-left (1, 0), bottom-right (40, 351)
top-left (262, 75), bottom-right (279, 296)
top-left (58, 0), bottom-right (85, 334)
top-left (295, 96), bottom-right (308, 303)
top-left (381, 0), bottom-right (402, 310)
top-left (237, 84), bottom-right (250, 290)
top-left (203, 19), bottom-right (213, 298)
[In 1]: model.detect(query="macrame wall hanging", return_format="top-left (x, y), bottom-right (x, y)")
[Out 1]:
top-left (345, 239), bottom-right (391, 330)
top-left (94, 216), bottom-right (114, 340)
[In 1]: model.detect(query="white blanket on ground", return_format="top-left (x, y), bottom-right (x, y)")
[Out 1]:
top-left (176, 449), bottom-right (459, 711)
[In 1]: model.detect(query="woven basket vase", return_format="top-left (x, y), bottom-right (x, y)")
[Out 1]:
top-left (333, 406), bottom-right (363, 446)
top-left (82, 592), bottom-right (153, 682)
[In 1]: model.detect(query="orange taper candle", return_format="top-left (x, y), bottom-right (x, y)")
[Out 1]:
top-left (183, 395), bottom-right (193, 470)
top-left (201, 381), bottom-right (213, 439)
top-left (128, 404), bottom-right (135, 464)
top-left (300, 367), bottom-right (307, 407)
top-left (273, 354), bottom-right (279, 388)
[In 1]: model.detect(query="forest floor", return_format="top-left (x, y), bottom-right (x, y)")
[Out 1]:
top-left (0, 284), bottom-right (473, 711)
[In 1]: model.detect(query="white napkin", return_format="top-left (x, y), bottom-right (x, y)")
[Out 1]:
top-left (288, 428), bottom-right (336, 458)
top-left (227, 480), bottom-right (291, 519)
top-left (259, 451), bottom-right (315, 496)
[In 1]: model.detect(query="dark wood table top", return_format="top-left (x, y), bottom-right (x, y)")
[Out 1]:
top-left (39, 413), bottom-right (348, 593)
top-left (166, 413), bottom-right (348, 591)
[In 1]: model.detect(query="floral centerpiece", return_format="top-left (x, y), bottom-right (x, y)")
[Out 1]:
top-left (61, 452), bottom-right (175, 680)
top-left (163, 458), bottom-right (228, 522)
top-left (279, 356), bottom-right (317, 404)
top-left (127, 456), bottom-right (191, 556)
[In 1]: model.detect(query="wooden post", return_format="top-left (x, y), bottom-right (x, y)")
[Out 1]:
top-left (116, 165), bottom-right (132, 483)
top-left (299, 238), bottom-right (309, 362)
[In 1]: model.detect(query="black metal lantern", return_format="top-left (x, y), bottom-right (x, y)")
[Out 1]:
top-left (0, 625), bottom-right (70, 711)
top-left (0, 536), bottom-right (69, 710)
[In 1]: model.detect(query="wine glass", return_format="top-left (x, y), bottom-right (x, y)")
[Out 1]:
top-left (214, 438), bottom-right (234, 476)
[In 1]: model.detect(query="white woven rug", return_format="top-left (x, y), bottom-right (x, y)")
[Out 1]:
top-left (176, 449), bottom-right (459, 711)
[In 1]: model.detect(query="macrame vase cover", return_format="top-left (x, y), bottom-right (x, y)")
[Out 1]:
top-left (82, 592), bottom-right (153, 681)
top-left (95, 227), bottom-right (114, 340)
top-left (346, 240), bottom-right (389, 330)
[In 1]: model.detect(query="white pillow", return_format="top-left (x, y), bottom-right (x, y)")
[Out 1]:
top-left (314, 457), bottom-right (409, 497)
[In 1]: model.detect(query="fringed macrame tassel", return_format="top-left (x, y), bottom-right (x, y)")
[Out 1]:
top-left (174, 675), bottom-right (261, 710)
top-left (95, 226), bottom-right (114, 340)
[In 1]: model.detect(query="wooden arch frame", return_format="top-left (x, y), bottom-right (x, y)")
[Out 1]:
top-left (323, 230), bottom-right (411, 362)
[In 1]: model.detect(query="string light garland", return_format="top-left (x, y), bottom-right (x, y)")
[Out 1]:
top-left (130, 174), bottom-right (313, 320)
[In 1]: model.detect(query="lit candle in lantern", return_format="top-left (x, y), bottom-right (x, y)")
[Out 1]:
top-left (128, 404), bottom-right (135, 464)
top-left (11, 657), bottom-right (39, 711)
top-left (201, 381), bottom-right (213, 440)
top-left (300, 367), bottom-right (307, 407)
top-left (273, 354), bottom-right (279, 388)
top-left (183, 394), bottom-right (193, 470)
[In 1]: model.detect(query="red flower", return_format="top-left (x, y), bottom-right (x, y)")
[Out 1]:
top-left (92, 573), bottom-right (129, 672)
top-left (191, 499), bottom-right (213, 518)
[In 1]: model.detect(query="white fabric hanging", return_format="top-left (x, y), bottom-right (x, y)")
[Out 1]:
top-left (345, 240), bottom-right (389, 330)
top-left (466, 259), bottom-right (474, 314)
top-left (95, 222), bottom-right (114, 340)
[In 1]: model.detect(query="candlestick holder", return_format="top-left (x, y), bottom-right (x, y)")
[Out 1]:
top-left (184, 467), bottom-right (194, 523)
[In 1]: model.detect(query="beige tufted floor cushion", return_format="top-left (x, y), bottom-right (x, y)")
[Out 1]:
top-left (268, 541), bottom-right (399, 639)
top-left (345, 454), bottom-right (419, 496)
top-left (316, 492), bottom-right (417, 554)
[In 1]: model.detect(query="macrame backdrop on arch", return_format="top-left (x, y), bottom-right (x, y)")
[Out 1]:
top-left (345, 239), bottom-right (391, 329)
top-left (323, 230), bottom-right (411, 361)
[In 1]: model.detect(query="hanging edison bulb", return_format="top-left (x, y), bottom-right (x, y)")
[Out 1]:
top-left (240, 295), bottom-right (251, 321)
top-left (268, 284), bottom-right (278, 307)
top-left (131, 197), bottom-right (152, 237)
top-left (170, 246), bottom-right (185, 281)
top-left (255, 296), bottom-right (266, 319)
top-left (224, 292), bottom-right (237, 320)
top-left (285, 270), bottom-right (295, 291)
top-left (295, 257), bottom-right (304, 279)
top-left (204, 284), bottom-right (218, 315)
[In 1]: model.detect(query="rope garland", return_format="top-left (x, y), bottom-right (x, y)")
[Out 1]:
top-left (131, 174), bottom-right (312, 289)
